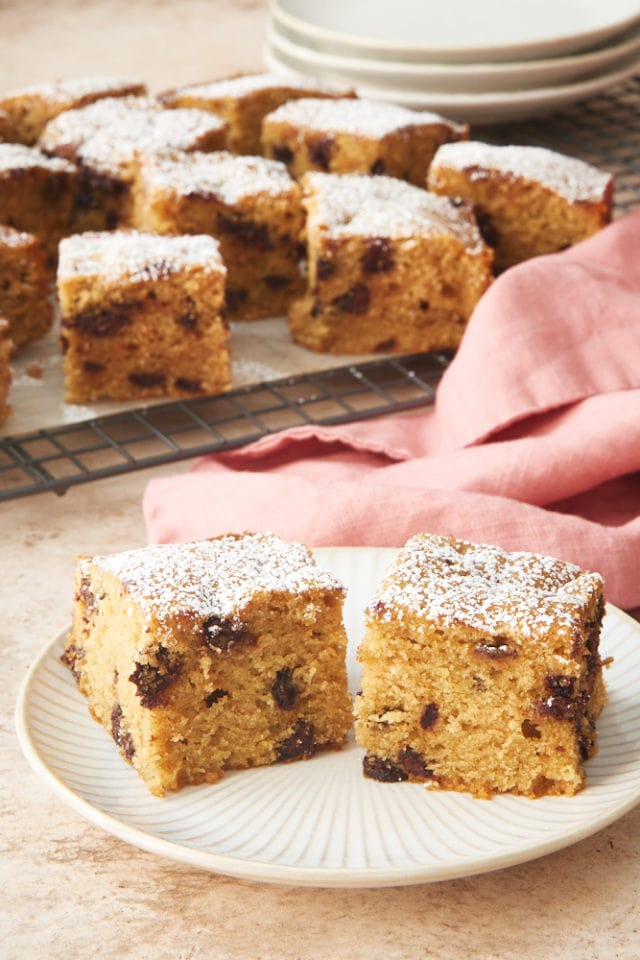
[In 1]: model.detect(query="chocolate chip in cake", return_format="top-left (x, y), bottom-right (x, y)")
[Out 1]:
top-left (521, 719), bottom-right (542, 740)
top-left (331, 282), bottom-right (370, 314)
top-left (272, 144), bottom-right (294, 165)
top-left (202, 614), bottom-right (256, 653)
top-left (316, 257), bottom-right (336, 280)
top-left (537, 675), bottom-right (584, 720)
top-left (419, 702), bottom-right (439, 729)
top-left (398, 747), bottom-right (435, 780)
top-left (474, 637), bottom-right (518, 659)
top-left (362, 754), bottom-right (408, 783)
top-left (67, 303), bottom-right (135, 337)
top-left (216, 212), bottom-right (272, 250)
top-left (128, 371), bottom-right (167, 389)
top-left (308, 137), bottom-right (334, 171)
top-left (418, 299), bottom-right (430, 311)
top-left (370, 158), bottom-right (387, 176)
top-left (60, 643), bottom-right (85, 683)
top-left (83, 360), bottom-right (105, 373)
top-left (204, 688), bottom-right (228, 707)
top-left (474, 208), bottom-right (499, 249)
top-left (360, 238), bottom-right (395, 274)
top-left (128, 645), bottom-right (184, 708)
top-left (263, 273), bottom-right (289, 290)
top-left (276, 718), bottom-right (316, 761)
top-left (272, 667), bottom-right (299, 710)
top-left (174, 376), bottom-right (203, 393)
top-left (177, 295), bottom-right (200, 330)
top-left (110, 703), bottom-right (135, 759)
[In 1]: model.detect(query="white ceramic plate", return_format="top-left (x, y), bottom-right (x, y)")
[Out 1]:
top-left (15, 547), bottom-right (640, 888)
top-left (271, 0), bottom-right (640, 63)
top-left (267, 17), bottom-right (640, 94)
top-left (264, 46), bottom-right (640, 123)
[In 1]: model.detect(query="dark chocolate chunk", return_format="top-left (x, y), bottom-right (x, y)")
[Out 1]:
top-left (177, 295), bottom-right (200, 330)
top-left (537, 675), bottom-right (584, 720)
top-left (202, 614), bottom-right (256, 653)
top-left (110, 703), bottom-right (135, 759)
top-left (216, 212), bottom-right (272, 250)
top-left (60, 643), bottom-right (85, 683)
top-left (263, 273), bottom-right (289, 290)
top-left (331, 282), bottom-right (370, 314)
top-left (370, 158), bottom-right (387, 175)
top-left (272, 667), bottom-right (298, 710)
top-left (474, 208), bottom-right (499, 249)
top-left (83, 360), bottom-right (105, 373)
top-left (128, 646), bottom-right (183, 708)
top-left (316, 257), bottom-right (336, 280)
top-left (204, 688), bottom-right (228, 707)
top-left (276, 718), bottom-right (316, 761)
top-left (398, 747), bottom-right (435, 780)
top-left (272, 144), bottom-right (294, 165)
top-left (362, 754), bottom-right (408, 782)
top-left (521, 719), bottom-right (542, 740)
top-left (128, 371), bottom-right (167, 389)
top-left (360, 238), bottom-right (394, 274)
top-left (308, 137), bottom-right (334, 171)
top-left (174, 376), bottom-right (203, 393)
top-left (419, 702), bottom-right (439, 729)
top-left (66, 303), bottom-right (135, 337)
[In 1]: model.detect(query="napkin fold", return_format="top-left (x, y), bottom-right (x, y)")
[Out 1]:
top-left (144, 209), bottom-right (640, 609)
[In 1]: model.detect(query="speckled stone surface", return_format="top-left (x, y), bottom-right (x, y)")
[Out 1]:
top-left (1, 3), bottom-right (639, 958)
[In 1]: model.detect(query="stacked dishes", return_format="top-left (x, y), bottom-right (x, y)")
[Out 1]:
top-left (264, 0), bottom-right (640, 123)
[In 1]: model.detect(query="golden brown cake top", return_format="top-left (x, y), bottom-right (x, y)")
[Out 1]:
top-left (84, 532), bottom-right (344, 625)
top-left (430, 141), bottom-right (612, 203)
top-left (39, 97), bottom-right (227, 176)
top-left (264, 96), bottom-right (464, 137)
top-left (0, 76), bottom-right (146, 108)
top-left (369, 533), bottom-right (603, 638)
top-left (0, 223), bottom-right (37, 248)
top-left (0, 141), bottom-right (76, 175)
top-left (139, 149), bottom-right (298, 203)
top-left (161, 72), bottom-right (336, 102)
top-left (303, 172), bottom-right (486, 250)
top-left (57, 229), bottom-right (225, 284)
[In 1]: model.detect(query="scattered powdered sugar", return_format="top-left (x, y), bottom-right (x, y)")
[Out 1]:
top-left (139, 150), bottom-right (296, 202)
top-left (1, 76), bottom-right (145, 107)
top-left (39, 98), bottom-right (226, 176)
top-left (305, 172), bottom-right (484, 249)
top-left (165, 72), bottom-right (334, 101)
top-left (0, 142), bottom-right (76, 175)
top-left (58, 230), bottom-right (225, 284)
top-left (370, 533), bottom-right (602, 638)
top-left (265, 97), bottom-right (459, 137)
top-left (431, 141), bottom-right (612, 203)
top-left (88, 532), bottom-right (343, 623)
top-left (0, 224), bottom-right (36, 247)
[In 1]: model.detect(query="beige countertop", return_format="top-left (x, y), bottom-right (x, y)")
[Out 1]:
top-left (2, 3), bottom-right (639, 958)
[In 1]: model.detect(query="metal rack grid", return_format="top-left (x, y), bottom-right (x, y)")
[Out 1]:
top-left (1, 75), bottom-right (639, 501)
top-left (0, 351), bottom-right (450, 501)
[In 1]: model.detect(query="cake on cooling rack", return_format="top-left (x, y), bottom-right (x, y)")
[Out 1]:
top-left (0, 224), bottom-right (52, 350)
top-left (39, 96), bottom-right (228, 231)
top-left (288, 171), bottom-right (493, 354)
top-left (261, 96), bottom-right (467, 186)
top-left (427, 141), bottom-right (614, 271)
top-left (62, 532), bottom-right (353, 797)
top-left (57, 230), bottom-right (230, 403)
top-left (0, 76), bottom-right (147, 146)
top-left (354, 533), bottom-right (606, 798)
top-left (133, 150), bottom-right (305, 320)
top-left (158, 71), bottom-right (352, 155)
top-left (0, 142), bottom-right (76, 267)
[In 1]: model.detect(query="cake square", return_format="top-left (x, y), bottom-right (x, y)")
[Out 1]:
top-left (288, 172), bottom-right (493, 354)
top-left (0, 142), bottom-right (76, 267)
top-left (354, 533), bottom-right (606, 798)
top-left (57, 230), bottom-right (230, 402)
top-left (0, 225), bottom-right (53, 350)
top-left (261, 96), bottom-right (467, 186)
top-left (159, 71), bottom-right (351, 155)
top-left (427, 141), bottom-right (613, 271)
top-left (0, 76), bottom-right (147, 145)
top-left (39, 96), bottom-right (228, 231)
top-left (62, 532), bottom-right (353, 796)
top-left (133, 149), bottom-right (305, 320)
top-left (0, 317), bottom-right (13, 426)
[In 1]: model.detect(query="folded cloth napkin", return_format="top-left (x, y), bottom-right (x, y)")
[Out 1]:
top-left (144, 208), bottom-right (640, 609)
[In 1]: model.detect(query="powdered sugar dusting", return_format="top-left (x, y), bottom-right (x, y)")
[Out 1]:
top-left (1, 76), bottom-right (145, 107)
top-left (88, 532), bottom-right (343, 623)
top-left (39, 97), bottom-right (226, 176)
top-left (57, 230), bottom-right (225, 284)
top-left (304, 172), bottom-right (485, 250)
top-left (0, 142), bottom-right (76, 175)
top-left (431, 141), bottom-right (612, 203)
top-left (139, 150), bottom-right (297, 203)
top-left (166, 72), bottom-right (334, 101)
top-left (265, 97), bottom-right (461, 138)
top-left (0, 224), bottom-right (36, 247)
top-left (370, 533), bottom-right (603, 638)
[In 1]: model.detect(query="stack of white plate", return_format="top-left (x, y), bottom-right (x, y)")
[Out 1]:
top-left (264, 0), bottom-right (640, 123)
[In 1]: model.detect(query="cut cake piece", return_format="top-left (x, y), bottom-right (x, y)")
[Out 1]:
top-left (132, 149), bottom-right (304, 320)
top-left (262, 96), bottom-right (467, 186)
top-left (62, 532), bottom-right (353, 797)
top-left (0, 76), bottom-right (147, 145)
top-left (57, 230), bottom-right (230, 402)
top-left (288, 171), bottom-right (493, 354)
top-left (0, 225), bottom-right (53, 350)
top-left (354, 533), bottom-right (606, 799)
top-left (39, 96), bottom-right (228, 230)
top-left (158, 71), bottom-right (351, 155)
top-left (427, 140), bottom-right (613, 271)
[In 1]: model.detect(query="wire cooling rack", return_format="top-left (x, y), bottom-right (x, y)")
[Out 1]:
top-left (1, 75), bottom-right (639, 500)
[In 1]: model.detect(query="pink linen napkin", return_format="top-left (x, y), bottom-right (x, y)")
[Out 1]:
top-left (144, 209), bottom-right (640, 609)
